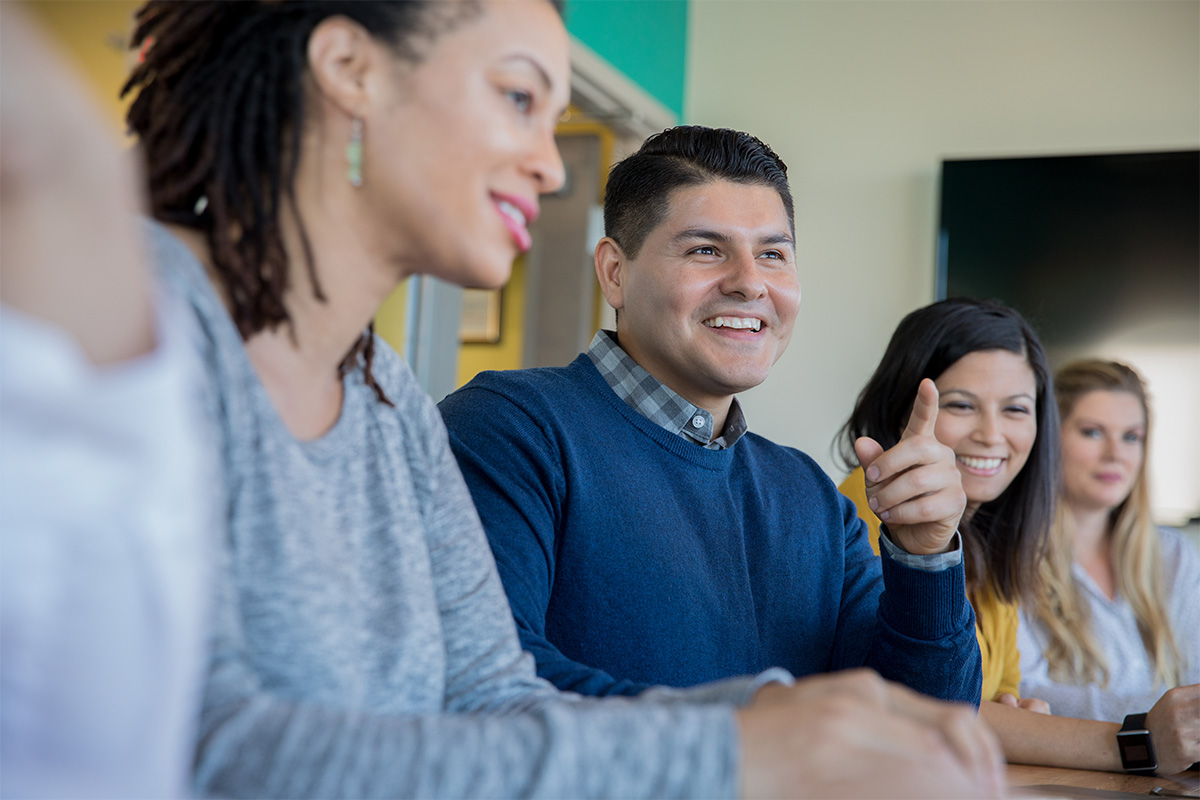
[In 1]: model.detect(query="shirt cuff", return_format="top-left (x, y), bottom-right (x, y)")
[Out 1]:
top-left (879, 529), bottom-right (963, 572)
top-left (637, 667), bottom-right (794, 708)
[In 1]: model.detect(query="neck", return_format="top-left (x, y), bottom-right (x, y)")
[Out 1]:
top-left (168, 188), bottom-right (402, 440)
top-left (613, 329), bottom-right (735, 436)
top-left (1067, 503), bottom-right (1112, 562)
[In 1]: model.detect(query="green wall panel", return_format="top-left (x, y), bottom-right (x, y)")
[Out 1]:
top-left (565, 0), bottom-right (688, 120)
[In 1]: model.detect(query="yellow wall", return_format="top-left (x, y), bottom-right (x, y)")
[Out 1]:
top-left (372, 258), bottom-right (529, 388)
top-left (25, 0), bottom-right (142, 138)
top-left (455, 258), bottom-right (528, 386)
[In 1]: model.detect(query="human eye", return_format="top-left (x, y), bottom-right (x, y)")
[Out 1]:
top-left (941, 400), bottom-right (973, 412)
top-left (1123, 430), bottom-right (1143, 444)
top-left (1079, 426), bottom-right (1102, 439)
top-left (689, 245), bottom-right (718, 256)
top-left (1004, 403), bottom-right (1032, 415)
top-left (505, 88), bottom-right (534, 115)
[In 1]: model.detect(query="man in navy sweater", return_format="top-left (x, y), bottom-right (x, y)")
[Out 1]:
top-left (439, 126), bottom-right (982, 706)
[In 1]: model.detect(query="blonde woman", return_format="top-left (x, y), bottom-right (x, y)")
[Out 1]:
top-left (1019, 360), bottom-right (1199, 751)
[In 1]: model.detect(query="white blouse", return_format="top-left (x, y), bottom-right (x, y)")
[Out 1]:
top-left (1018, 527), bottom-right (1200, 721)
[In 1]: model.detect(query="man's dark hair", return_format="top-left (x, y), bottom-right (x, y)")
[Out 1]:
top-left (837, 297), bottom-right (1059, 606)
top-left (603, 125), bottom-right (794, 259)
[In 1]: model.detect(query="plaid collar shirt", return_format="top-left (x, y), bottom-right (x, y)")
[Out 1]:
top-left (586, 330), bottom-right (748, 450)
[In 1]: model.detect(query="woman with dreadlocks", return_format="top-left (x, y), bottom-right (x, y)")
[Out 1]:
top-left (123, 2), bottom-right (1005, 798)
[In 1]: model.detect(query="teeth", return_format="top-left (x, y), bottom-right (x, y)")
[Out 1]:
top-left (496, 199), bottom-right (527, 227)
top-left (958, 455), bottom-right (1003, 470)
top-left (704, 316), bottom-right (761, 331)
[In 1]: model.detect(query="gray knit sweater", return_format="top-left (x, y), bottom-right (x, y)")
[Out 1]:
top-left (149, 222), bottom-right (780, 799)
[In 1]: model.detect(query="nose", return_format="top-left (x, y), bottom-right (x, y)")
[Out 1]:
top-left (527, 125), bottom-right (566, 195)
top-left (972, 410), bottom-right (1004, 446)
top-left (1100, 434), bottom-right (1119, 460)
top-left (720, 250), bottom-right (768, 301)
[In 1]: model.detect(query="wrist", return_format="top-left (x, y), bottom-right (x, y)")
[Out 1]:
top-left (1117, 712), bottom-right (1158, 774)
top-left (883, 526), bottom-right (960, 556)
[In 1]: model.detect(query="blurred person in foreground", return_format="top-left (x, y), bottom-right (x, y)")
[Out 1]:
top-left (123, 1), bottom-right (1004, 797)
top-left (0, 5), bottom-right (211, 798)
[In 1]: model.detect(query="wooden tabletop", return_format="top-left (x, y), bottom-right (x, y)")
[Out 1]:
top-left (1008, 763), bottom-right (1200, 798)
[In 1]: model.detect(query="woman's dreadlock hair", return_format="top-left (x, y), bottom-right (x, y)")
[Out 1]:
top-left (123, 1), bottom-right (483, 405)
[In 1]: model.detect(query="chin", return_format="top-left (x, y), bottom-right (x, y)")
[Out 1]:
top-left (451, 257), bottom-right (513, 291)
top-left (962, 482), bottom-right (1007, 507)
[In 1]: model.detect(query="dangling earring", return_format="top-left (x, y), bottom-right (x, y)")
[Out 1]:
top-left (346, 117), bottom-right (364, 188)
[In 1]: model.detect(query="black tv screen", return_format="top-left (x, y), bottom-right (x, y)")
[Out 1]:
top-left (936, 150), bottom-right (1200, 524)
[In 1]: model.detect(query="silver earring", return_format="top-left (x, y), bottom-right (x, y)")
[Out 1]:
top-left (347, 117), bottom-right (363, 188)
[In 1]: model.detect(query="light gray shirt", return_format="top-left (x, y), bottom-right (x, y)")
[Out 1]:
top-left (1, 298), bottom-right (212, 800)
top-left (1017, 526), bottom-right (1200, 721)
top-left (149, 222), bottom-right (782, 799)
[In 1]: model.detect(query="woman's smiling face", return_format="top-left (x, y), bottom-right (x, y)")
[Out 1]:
top-left (360, 0), bottom-right (570, 289)
top-left (933, 349), bottom-right (1039, 513)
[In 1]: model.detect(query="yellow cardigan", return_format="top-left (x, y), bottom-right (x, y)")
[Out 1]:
top-left (838, 467), bottom-right (1021, 703)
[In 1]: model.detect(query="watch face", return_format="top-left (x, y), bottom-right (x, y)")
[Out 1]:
top-left (1118, 730), bottom-right (1158, 772)
top-left (1124, 743), bottom-right (1150, 762)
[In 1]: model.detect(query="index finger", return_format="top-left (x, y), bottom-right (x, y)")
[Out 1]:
top-left (901, 378), bottom-right (940, 440)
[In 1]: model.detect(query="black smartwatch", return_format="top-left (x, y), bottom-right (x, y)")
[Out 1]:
top-left (1117, 712), bottom-right (1158, 774)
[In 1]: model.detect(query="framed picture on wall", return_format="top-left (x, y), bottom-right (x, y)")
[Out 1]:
top-left (459, 288), bottom-right (502, 344)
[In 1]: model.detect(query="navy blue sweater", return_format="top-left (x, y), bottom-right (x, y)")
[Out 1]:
top-left (440, 355), bottom-right (982, 704)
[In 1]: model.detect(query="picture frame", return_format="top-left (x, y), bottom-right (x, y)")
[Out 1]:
top-left (459, 288), bottom-right (502, 344)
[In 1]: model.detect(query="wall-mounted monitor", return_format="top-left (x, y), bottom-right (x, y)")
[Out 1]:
top-left (937, 150), bottom-right (1200, 525)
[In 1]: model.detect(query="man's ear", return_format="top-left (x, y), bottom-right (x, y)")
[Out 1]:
top-left (594, 237), bottom-right (627, 314)
top-left (306, 16), bottom-right (375, 118)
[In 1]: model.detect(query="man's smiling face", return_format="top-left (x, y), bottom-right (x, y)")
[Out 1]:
top-left (598, 179), bottom-right (801, 414)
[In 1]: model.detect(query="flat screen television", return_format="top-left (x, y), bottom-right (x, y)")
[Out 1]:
top-left (936, 150), bottom-right (1199, 525)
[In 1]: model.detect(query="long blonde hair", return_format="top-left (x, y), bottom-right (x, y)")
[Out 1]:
top-left (1030, 360), bottom-right (1182, 688)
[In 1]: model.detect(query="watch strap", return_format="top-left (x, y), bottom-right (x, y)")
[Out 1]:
top-left (1121, 712), bottom-right (1149, 733)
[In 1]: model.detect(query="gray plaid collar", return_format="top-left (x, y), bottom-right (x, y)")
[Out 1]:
top-left (587, 330), bottom-right (747, 450)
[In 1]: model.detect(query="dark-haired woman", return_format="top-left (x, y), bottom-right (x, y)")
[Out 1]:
top-left (838, 298), bottom-right (1199, 774)
top-left (121, 2), bottom-right (1005, 798)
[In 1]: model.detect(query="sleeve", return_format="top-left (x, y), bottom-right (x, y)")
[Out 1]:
top-left (439, 383), bottom-right (658, 697)
top-left (839, 468), bottom-right (883, 555)
top-left (194, 384), bottom-right (744, 800)
top-left (0, 301), bottom-right (212, 800)
top-left (1162, 527), bottom-right (1200, 686)
top-left (830, 491), bottom-right (984, 707)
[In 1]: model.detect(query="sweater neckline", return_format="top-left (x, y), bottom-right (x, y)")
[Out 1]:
top-left (150, 219), bottom-right (364, 461)
top-left (569, 354), bottom-right (738, 471)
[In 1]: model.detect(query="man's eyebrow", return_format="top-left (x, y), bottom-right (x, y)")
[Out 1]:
top-left (669, 229), bottom-right (795, 247)
top-left (758, 232), bottom-right (795, 247)
top-left (671, 228), bottom-right (732, 245)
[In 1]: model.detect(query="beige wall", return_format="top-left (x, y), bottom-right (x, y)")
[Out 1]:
top-left (686, 0), bottom-right (1200, 480)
